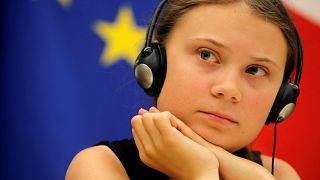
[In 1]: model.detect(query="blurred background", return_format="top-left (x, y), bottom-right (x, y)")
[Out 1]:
top-left (1, 0), bottom-right (319, 179)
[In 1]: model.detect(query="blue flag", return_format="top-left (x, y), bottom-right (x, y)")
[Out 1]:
top-left (0, 0), bottom-right (157, 179)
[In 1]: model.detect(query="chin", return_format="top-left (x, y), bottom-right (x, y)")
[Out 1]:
top-left (194, 129), bottom-right (245, 152)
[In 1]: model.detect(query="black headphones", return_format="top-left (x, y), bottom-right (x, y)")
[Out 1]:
top-left (134, 0), bottom-right (303, 125)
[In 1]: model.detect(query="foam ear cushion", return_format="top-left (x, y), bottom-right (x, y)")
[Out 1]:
top-left (265, 81), bottom-right (300, 124)
top-left (134, 43), bottom-right (167, 96)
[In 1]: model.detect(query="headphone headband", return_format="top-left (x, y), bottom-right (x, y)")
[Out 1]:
top-left (145, 0), bottom-right (169, 47)
top-left (294, 27), bottom-right (303, 85)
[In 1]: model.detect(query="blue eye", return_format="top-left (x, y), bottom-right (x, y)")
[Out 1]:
top-left (246, 65), bottom-right (267, 76)
top-left (199, 49), bottom-right (217, 62)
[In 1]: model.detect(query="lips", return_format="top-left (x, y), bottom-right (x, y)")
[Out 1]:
top-left (199, 111), bottom-right (238, 125)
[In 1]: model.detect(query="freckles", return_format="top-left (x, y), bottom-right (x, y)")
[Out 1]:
top-left (246, 97), bottom-right (261, 110)
top-left (254, 99), bottom-right (260, 106)
top-left (251, 98), bottom-right (270, 119)
top-left (249, 95), bottom-right (268, 111)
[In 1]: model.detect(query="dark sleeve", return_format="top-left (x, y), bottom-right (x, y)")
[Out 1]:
top-left (95, 139), bottom-right (168, 180)
top-left (233, 147), bottom-right (263, 166)
top-left (250, 150), bottom-right (263, 166)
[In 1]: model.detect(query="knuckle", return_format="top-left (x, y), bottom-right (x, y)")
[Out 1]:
top-left (141, 113), bottom-right (154, 126)
top-left (142, 144), bottom-right (157, 160)
top-left (155, 141), bottom-right (167, 152)
top-left (153, 139), bottom-right (164, 150)
top-left (131, 115), bottom-right (141, 126)
top-left (161, 111), bottom-right (174, 121)
top-left (144, 144), bottom-right (154, 154)
top-left (139, 152), bottom-right (148, 163)
top-left (162, 134), bottom-right (175, 145)
top-left (141, 113), bottom-right (153, 121)
top-left (162, 111), bottom-right (171, 117)
top-left (139, 152), bottom-right (154, 168)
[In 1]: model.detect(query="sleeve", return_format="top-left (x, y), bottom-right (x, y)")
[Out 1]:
top-left (95, 139), bottom-right (168, 180)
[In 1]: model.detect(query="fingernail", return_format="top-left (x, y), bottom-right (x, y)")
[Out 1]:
top-left (149, 106), bottom-right (160, 112)
top-left (138, 108), bottom-right (148, 115)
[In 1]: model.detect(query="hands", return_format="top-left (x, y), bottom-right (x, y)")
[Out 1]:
top-left (131, 107), bottom-right (274, 180)
top-left (131, 107), bottom-right (219, 180)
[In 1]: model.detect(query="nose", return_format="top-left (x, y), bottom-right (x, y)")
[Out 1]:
top-left (210, 72), bottom-right (242, 103)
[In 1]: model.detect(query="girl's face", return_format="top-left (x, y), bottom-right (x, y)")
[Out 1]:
top-left (156, 2), bottom-right (288, 152)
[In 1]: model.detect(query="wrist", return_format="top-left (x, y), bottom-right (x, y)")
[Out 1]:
top-left (171, 169), bottom-right (219, 180)
top-left (192, 169), bottom-right (219, 180)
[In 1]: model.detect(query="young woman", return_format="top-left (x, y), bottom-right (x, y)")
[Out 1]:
top-left (66, 0), bottom-right (302, 179)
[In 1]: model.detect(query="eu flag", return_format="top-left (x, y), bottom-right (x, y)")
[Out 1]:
top-left (1, 0), bottom-right (157, 179)
top-left (2, 0), bottom-right (320, 179)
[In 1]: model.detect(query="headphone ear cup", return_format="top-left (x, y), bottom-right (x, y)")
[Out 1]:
top-left (265, 81), bottom-right (300, 125)
top-left (134, 43), bottom-right (167, 96)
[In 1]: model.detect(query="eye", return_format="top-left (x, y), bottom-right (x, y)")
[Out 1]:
top-left (246, 65), bottom-right (268, 76)
top-left (198, 48), bottom-right (218, 63)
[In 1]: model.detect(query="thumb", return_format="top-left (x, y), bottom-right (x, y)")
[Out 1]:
top-left (171, 117), bottom-right (209, 147)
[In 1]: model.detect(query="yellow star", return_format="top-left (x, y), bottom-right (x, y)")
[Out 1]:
top-left (94, 6), bottom-right (146, 66)
top-left (57, 0), bottom-right (73, 8)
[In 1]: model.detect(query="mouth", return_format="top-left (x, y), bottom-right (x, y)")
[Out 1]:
top-left (199, 111), bottom-right (238, 125)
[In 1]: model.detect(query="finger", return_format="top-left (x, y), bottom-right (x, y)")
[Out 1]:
top-left (141, 113), bottom-right (162, 144)
top-left (174, 118), bottom-right (223, 155)
top-left (132, 128), bottom-right (143, 152)
top-left (149, 106), bottom-right (160, 113)
top-left (138, 108), bottom-right (148, 115)
top-left (169, 115), bottom-right (178, 129)
top-left (174, 118), bottom-right (209, 146)
top-left (131, 115), bottom-right (153, 149)
top-left (133, 128), bottom-right (163, 172)
top-left (153, 112), bottom-right (180, 136)
top-left (148, 107), bottom-right (178, 128)
top-left (132, 128), bottom-right (157, 167)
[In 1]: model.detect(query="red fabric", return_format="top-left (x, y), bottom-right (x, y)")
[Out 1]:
top-left (252, 8), bottom-right (320, 179)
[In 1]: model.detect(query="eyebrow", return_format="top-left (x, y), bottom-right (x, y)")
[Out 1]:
top-left (251, 57), bottom-right (281, 69)
top-left (190, 36), bottom-right (227, 49)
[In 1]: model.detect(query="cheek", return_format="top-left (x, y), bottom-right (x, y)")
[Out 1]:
top-left (157, 67), bottom-right (186, 111)
top-left (248, 92), bottom-right (276, 121)
top-left (157, 61), bottom-right (204, 112)
top-left (242, 90), bottom-right (276, 135)
top-left (232, 95), bottom-right (273, 150)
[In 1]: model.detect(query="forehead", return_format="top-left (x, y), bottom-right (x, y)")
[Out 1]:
top-left (166, 2), bottom-right (287, 67)
top-left (172, 2), bottom-right (276, 36)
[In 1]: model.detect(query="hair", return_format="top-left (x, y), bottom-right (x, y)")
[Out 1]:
top-left (154, 0), bottom-right (299, 80)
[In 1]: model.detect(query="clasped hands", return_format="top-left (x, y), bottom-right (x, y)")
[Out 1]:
top-left (131, 107), bottom-right (275, 180)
